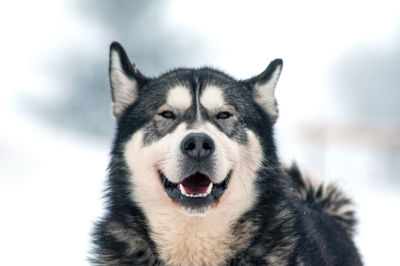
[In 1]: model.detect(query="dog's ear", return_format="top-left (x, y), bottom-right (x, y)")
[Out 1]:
top-left (109, 42), bottom-right (149, 119)
top-left (242, 59), bottom-right (283, 123)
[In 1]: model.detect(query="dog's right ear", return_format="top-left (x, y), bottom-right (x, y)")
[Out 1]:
top-left (109, 42), bottom-right (149, 119)
top-left (242, 59), bottom-right (283, 123)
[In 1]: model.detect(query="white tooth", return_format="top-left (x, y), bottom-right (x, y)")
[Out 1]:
top-left (179, 184), bottom-right (187, 195)
top-left (206, 183), bottom-right (213, 195)
top-left (180, 185), bottom-right (212, 198)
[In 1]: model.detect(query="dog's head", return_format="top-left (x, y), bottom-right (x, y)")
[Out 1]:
top-left (109, 42), bottom-right (282, 216)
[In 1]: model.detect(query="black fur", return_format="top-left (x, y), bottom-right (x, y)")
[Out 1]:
top-left (91, 42), bottom-right (362, 265)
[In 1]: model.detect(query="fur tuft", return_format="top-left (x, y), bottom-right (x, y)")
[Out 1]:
top-left (286, 163), bottom-right (357, 235)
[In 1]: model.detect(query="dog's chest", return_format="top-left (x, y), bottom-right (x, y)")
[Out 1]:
top-left (151, 215), bottom-right (235, 266)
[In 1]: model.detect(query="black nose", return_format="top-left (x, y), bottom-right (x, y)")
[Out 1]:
top-left (181, 133), bottom-right (215, 161)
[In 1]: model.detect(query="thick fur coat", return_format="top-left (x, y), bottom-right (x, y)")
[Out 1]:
top-left (91, 42), bottom-right (362, 266)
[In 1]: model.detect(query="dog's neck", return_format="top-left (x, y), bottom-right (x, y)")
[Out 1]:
top-left (151, 212), bottom-right (233, 265)
top-left (145, 204), bottom-right (255, 266)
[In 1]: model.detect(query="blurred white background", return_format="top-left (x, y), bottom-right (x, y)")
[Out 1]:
top-left (1, 0), bottom-right (399, 265)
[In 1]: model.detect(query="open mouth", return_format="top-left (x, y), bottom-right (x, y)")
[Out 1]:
top-left (159, 170), bottom-right (231, 212)
top-left (179, 173), bottom-right (213, 197)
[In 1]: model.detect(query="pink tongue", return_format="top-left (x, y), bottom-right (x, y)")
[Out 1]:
top-left (181, 173), bottom-right (211, 194)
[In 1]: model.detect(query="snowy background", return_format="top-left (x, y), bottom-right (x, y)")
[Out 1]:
top-left (1, 1), bottom-right (399, 265)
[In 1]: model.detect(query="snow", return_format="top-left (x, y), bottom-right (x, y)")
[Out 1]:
top-left (0, 110), bottom-right (107, 265)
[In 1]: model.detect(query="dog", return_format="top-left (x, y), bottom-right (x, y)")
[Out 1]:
top-left (91, 42), bottom-right (362, 265)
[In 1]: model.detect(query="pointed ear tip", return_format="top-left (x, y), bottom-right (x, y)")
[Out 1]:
top-left (110, 41), bottom-right (121, 49)
top-left (110, 41), bottom-right (124, 54)
top-left (272, 58), bottom-right (283, 67)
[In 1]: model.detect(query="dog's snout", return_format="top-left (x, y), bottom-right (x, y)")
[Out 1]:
top-left (181, 133), bottom-right (215, 161)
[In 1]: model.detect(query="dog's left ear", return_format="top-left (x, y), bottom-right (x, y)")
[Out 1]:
top-left (109, 42), bottom-right (149, 119)
top-left (242, 59), bottom-right (283, 123)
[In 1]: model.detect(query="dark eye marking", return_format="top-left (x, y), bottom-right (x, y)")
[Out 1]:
top-left (159, 110), bottom-right (176, 119)
top-left (216, 111), bottom-right (233, 120)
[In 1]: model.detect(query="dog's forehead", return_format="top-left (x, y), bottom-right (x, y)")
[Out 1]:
top-left (155, 68), bottom-right (239, 110)
top-left (199, 85), bottom-right (225, 110)
top-left (166, 86), bottom-right (192, 110)
top-left (165, 85), bottom-right (226, 110)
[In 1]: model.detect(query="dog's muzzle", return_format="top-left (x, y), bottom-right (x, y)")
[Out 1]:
top-left (158, 133), bottom-right (231, 214)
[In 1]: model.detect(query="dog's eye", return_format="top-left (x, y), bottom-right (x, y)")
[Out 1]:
top-left (216, 112), bottom-right (232, 120)
top-left (159, 111), bottom-right (176, 119)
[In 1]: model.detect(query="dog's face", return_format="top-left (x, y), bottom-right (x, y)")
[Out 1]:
top-left (110, 42), bottom-right (282, 216)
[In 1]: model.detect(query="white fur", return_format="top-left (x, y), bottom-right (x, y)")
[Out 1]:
top-left (200, 85), bottom-right (225, 110)
top-left (110, 50), bottom-right (138, 118)
top-left (123, 122), bottom-right (263, 265)
top-left (253, 65), bottom-right (282, 122)
top-left (166, 86), bottom-right (192, 111)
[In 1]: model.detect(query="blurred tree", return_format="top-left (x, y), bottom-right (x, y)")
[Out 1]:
top-left (34, 0), bottom-right (208, 139)
top-left (332, 37), bottom-right (400, 184)
top-left (334, 37), bottom-right (400, 125)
